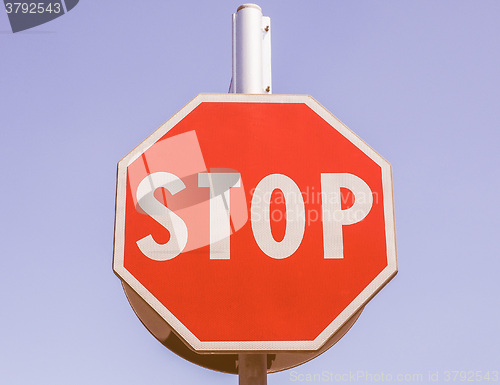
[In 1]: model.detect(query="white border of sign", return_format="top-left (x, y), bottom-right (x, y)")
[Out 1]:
top-left (113, 93), bottom-right (398, 352)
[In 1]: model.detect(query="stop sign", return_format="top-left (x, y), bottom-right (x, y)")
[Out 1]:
top-left (113, 93), bottom-right (397, 353)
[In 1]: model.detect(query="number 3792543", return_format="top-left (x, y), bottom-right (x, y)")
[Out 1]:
top-left (5, 2), bottom-right (61, 14)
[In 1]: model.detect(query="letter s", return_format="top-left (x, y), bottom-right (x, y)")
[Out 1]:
top-left (136, 172), bottom-right (188, 261)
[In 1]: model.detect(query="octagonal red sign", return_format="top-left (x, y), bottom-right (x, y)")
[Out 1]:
top-left (113, 93), bottom-right (397, 352)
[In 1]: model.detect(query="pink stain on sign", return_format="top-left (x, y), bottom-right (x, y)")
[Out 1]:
top-left (126, 130), bottom-right (248, 252)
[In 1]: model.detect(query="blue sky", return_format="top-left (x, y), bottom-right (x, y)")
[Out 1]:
top-left (1, 1), bottom-right (499, 384)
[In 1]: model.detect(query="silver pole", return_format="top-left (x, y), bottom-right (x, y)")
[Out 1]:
top-left (231, 4), bottom-right (270, 384)
top-left (238, 354), bottom-right (267, 385)
top-left (230, 4), bottom-right (271, 94)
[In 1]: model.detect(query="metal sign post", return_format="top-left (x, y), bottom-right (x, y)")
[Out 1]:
top-left (231, 4), bottom-right (270, 385)
top-left (230, 4), bottom-right (271, 95)
top-left (238, 354), bottom-right (267, 385)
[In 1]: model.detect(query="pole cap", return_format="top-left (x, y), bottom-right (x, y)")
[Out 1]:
top-left (237, 4), bottom-right (262, 12)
